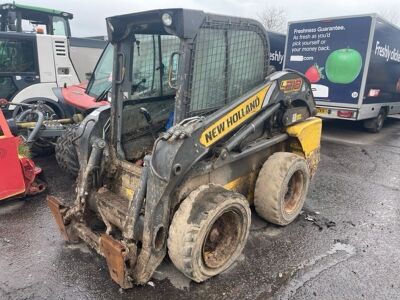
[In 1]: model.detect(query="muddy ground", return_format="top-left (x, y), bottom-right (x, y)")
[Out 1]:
top-left (1, 117), bottom-right (400, 300)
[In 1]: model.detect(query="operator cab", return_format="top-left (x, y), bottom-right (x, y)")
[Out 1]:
top-left (106, 9), bottom-right (269, 162)
top-left (0, 3), bottom-right (72, 36)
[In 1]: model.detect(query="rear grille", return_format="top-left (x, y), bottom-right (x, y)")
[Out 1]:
top-left (54, 40), bottom-right (66, 56)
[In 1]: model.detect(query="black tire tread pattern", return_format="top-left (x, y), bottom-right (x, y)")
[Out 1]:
top-left (55, 124), bottom-right (80, 177)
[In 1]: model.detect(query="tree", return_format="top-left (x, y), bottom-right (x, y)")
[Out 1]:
top-left (257, 6), bottom-right (288, 33)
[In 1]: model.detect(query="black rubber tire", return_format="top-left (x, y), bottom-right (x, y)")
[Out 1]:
top-left (30, 140), bottom-right (55, 157)
top-left (363, 108), bottom-right (386, 133)
top-left (254, 152), bottom-right (310, 226)
top-left (13, 101), bottom-right (59, 157)
top-left (55, 124), bottom-right (80, 177)
top-left (168, 184), bottom-right (251, 282)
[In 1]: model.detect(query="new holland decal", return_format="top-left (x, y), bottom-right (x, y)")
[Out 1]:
top-left (200, 84), bottom-right (271, 147)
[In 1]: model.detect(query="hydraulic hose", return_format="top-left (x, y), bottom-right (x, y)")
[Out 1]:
top-left (16, 109), bottom-right (45, 143)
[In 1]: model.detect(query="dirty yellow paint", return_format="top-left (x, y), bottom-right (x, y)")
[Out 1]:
top-left (224, 176), bottom-right (244, 191)
top-left (123, 188), bottom-right (135, 200)
top-left (223, 172), bottom-right (257, 204)
top-left (200, 84), bottom-right (271, 147)
top-left (286, 117), bottom-right (322, 156)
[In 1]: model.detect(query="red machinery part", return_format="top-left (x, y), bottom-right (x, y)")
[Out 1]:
top-left (0, 109), bottom-right (46, 201)
top-left (61, 83), bottom-right (109, 111)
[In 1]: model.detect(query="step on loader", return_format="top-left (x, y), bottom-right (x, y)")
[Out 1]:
top-left (47, 9), bottom-right (322, 288)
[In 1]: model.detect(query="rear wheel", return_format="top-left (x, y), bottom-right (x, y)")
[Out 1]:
top-left (254, 152), bottom-right (310, 226)
top-left (55, 124), bottom-right (80, 177)
top-left (363, 108), bottom-right (386, 133)
top-left (13, 100), bottom-right (60, 156)
top-left (168, 184), bottom-right (251, 282)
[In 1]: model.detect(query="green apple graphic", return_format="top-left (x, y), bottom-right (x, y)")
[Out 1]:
top-left (325, 48), bottom-right (363, 84)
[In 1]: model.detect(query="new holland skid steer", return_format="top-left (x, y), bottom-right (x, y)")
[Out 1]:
top-left (47, 9), bottom-right (322, 288)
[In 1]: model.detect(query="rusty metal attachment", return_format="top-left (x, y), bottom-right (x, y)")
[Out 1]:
top-left (47, 195), bottom-right (71, 241)
top-left (100, 235), bottom-right (136, 289)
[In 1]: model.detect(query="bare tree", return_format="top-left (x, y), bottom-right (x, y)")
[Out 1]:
top-left (257, 6), bottom-right (288, 33)
top-left (379, 7), bottom-right (400, 26)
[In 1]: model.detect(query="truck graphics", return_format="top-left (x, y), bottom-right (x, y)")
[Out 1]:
top-left (284, 14), bottom-right (400, 131)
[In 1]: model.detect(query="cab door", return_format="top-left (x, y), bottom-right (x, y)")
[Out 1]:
top-left (0, 33), bottom-right (39, 101)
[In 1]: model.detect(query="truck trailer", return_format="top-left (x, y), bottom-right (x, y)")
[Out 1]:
top-left (284, 14), bottom-right (400, 132)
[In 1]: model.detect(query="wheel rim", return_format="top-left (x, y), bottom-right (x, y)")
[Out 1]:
top-left (202, 209), bottom-right (243, 269)
top-left (15, 104), bottom-right (57, 121)
top-left (283, 170), bottom-right (304, 214)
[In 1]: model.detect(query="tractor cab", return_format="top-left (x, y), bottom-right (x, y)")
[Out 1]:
top-left (0, 3), bottom-right (72, 36)
top-left (107, 9), bottom-right (269, 161)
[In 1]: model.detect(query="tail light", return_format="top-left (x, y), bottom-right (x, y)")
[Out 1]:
top-left (337, 110), bottom-right (354, 118)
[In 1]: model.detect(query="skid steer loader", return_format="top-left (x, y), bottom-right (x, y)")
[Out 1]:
top-left (47, 9), bottom-right (322, 288)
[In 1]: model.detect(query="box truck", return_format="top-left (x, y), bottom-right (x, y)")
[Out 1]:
top-left (284, 14), bottom-right (400, 132)
top-left (268, 31), bottom-right (285, 71)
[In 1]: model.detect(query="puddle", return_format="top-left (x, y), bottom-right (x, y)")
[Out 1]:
top-left (0, 200), bottom-right (25, 216)
top-left (152, 261), bottom-right (191, 290)
top-left (253, 242), bottom-right (356, 299)
top-left (65, 243), bottom-right (91, 254)
top-left (275, 242), bottom-right (356, 300)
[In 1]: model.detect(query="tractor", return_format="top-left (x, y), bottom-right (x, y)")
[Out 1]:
top-left (48, 9), bottom-right (322, 288)
top-left (0, 3), bottom-right (105, 154)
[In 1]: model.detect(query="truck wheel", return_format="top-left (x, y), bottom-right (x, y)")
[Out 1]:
top-left (363, 108), bottom-right (386, 133)
top-left (254, 152), bottom-right (310, 226)
top-left (168, 184), bottom-right (251, 282)
top-left (55, 124), bottom-right (80, 177)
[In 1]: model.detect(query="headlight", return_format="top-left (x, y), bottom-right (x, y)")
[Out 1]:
top-left (162, 13), bottom-right (173, 26)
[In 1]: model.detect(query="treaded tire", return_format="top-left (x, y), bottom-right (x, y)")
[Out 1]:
top-left (363, 108), bottom-right (386, 133)
top-left (55, 124), bottom-right (80, 177)
top-left (254, 152), bottom-right (310, 226)
top-left (168, 184), bottom-right (251, 282)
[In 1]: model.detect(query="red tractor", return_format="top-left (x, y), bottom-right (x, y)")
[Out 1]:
top-left (52, 43), bottom-right (112, 177)
top-left (0, 43), bottom-right (112, 177)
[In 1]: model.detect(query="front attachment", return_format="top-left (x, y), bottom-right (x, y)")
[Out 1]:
top-left (100, 234), bottom-right (135, 289)
top-left (47, 196), bottom-right (72, 241)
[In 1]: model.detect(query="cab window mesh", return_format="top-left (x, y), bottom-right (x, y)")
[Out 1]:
top-left (188, 21), bottom-right (268, 116)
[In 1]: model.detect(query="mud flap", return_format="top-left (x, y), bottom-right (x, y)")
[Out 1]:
top-left (47, 195), bottom-right (71, 241)
top-left (100, 234), bottom-right (134, 289)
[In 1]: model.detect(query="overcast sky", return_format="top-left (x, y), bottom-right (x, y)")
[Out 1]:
top-left (4, 0), bottom-right (399, 36)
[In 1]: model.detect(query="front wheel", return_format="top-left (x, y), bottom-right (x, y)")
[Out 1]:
top-left (55, 124), bottom-right (80, 177)
top-left (13, 100), bottom-right (61, 156)
top-left (168, 184), bottom-right (251, 282)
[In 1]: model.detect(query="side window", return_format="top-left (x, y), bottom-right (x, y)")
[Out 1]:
top-left (190, 28), bottom-right (226, 112)
top-left (130, 34), bottom-right (180, 100)
top-left (0, 39), bottom-right (36, 73)
top-left (52, 16), bottom-right (68, 36)
top-left (227, 31), bottom-right (265, 101)
top-left (0, 77), bottom-right (17, 99)
top-left (189, 27), bottom-right (267, 115)
top-left (86, 43), bottom-right (114, 98)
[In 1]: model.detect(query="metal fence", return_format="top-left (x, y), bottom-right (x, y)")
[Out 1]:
top-left (188, 19), bottom-right (269, 116)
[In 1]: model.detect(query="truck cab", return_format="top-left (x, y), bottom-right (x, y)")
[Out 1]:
top-left (0, 2), bottom-right (72, 36)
